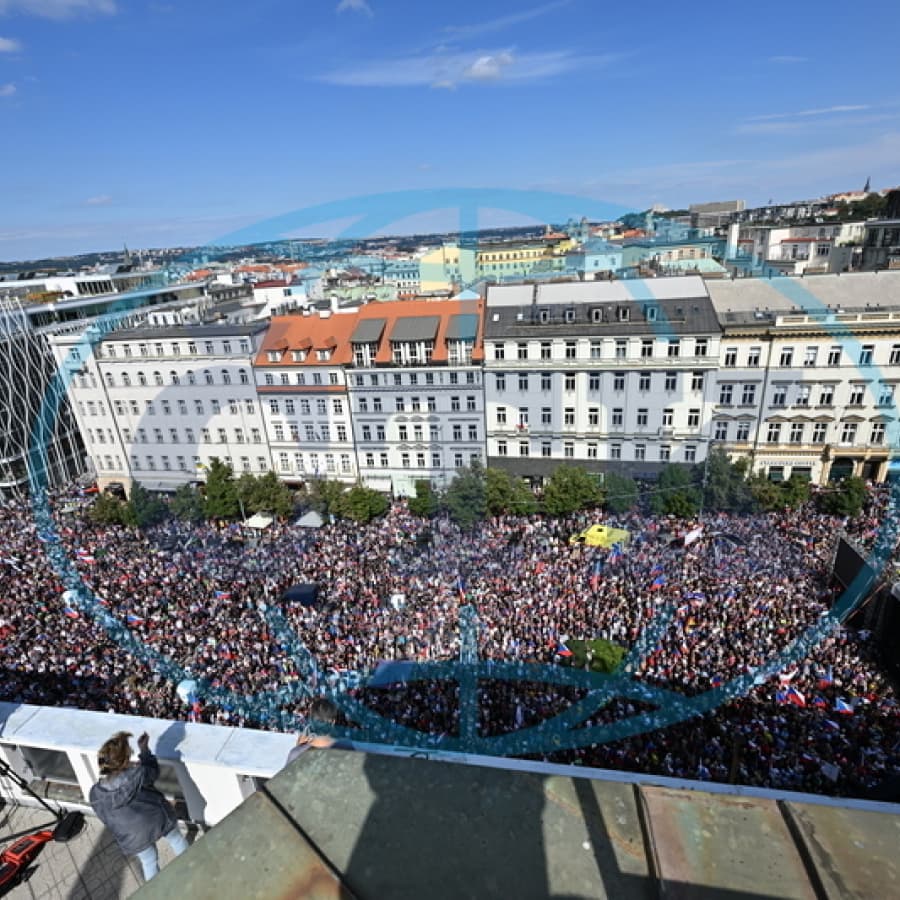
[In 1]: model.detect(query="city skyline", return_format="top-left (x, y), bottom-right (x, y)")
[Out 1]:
top-left (1, 0), bottom-right (899, 259)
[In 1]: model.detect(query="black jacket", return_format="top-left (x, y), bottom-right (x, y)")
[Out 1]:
top-left (89, 749), bottom-right (178, 855)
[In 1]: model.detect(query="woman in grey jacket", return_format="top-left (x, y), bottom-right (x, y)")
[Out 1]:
top-left (89, 731), bottom-right (189, 881)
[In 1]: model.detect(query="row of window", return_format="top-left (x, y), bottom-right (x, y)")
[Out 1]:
top-left (495, 371), bottom-right (705, 393)
top-left (357, 395), bottom-right (478, 413)
top-left (722, 343), bottom-right (898, 369)
top-left (351, 370), bottom-right (479, 387)
top-left (712, 420), bottom-right (887, 446)
top-left (717, 382), bottom-right (896, 408)
top-left (95, 369), bottom-right (252, 389)
top-left (494, 440), bottom-right (695, 463)
top-left (360, 424), bottom-right (479, 443)
top-left (269, 397), bottom-right (343, 416)
top-left (361, 451), bottom-right (480, 470)
top-left (495, 406), bottom-right (702, 429)
top-left (100, 339), bottom-right (251, 359)
top-left (491, 337), bottom-right (708, 361)
top-left (89, 397), bottom-right (259, 418)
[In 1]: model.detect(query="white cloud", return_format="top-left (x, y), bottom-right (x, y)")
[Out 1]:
top-left (748, 104), bottom-right (870, 122)
top-left (321, 48), bottom-right (614, 89)
top-left (0, 35), bottom-right (21, 51)
top-left (767, 55), bottom-right (807, 64)
top-left (0, 82), bottom-right (16, 96)
top-left (84, 194), bottom-right (112, 206)
top-left (444, 1), bottom-right (571, 39)
top-left (336, 0), bottom-right (373, 16)
top-left (0, 1), bottom-right (116, 18)
top-left (464, 51), bottom-right (514, 81)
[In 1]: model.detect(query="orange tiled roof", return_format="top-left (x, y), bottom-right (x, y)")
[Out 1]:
top-left (255, 296), bottom-right (484, 368)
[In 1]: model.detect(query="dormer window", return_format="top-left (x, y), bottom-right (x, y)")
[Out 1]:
top-left (617, 306), bottom-right (630, 322)
top-left (644, 304), bottom-right (658, 322)
top-left (591, 308), bottom-right (603, 323)
top-left (291, 349), bottom-right (307, 362)
top-left (267, 350), bottom-right (281, 362)
top-left (316, 349), bottom-right (332, 361)
top-left (539, 308), bottom-right (549, 323)
top-left (564, 308), bottom-right (575, 323)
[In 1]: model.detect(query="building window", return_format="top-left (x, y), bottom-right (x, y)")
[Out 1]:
top-left (724, 347), bottom-right (737, 367)
top-left (518, 373), bottom-right (529, 392)
top-left (736, 421), bottom-right (751, 441)
top-left (563, 441), bottom-right (574, 458)
top-left (767, 423), bottom-right (781, 443)
top-left (497, 441), bottom-right (508, 457)
top-left (615, 339), bottom-right (627, 360)
top-left (667, 339), bottom-right (680, 358)
top-left (565, 373), bottom-right (576, 392)
top-left (684, 445), bottom-right (697, 463)
top-left (589, 373), bottom-right (600, 391)
top-left (635, 443), bottom-right (646, 461)
top-left (741, 384), bottom-right (757, 405)
top-left (641, 339), bottom-right (653, 359)
top-left (878, 384), bottom-right (895, 407)
top-left (541, 373), bottom-right (552, 391)
top-left (493, 343), bottom-right (505, 361)
top-left (564, 408), bottom-right (575, 427)
top-left (565, 341), bottom-right (576, 360)
top-left (497, 406), bottom-right (507, 426)
top-left (695, 338), bottom-right (708, 357)
top-left (636, 408), bottom-right (648, 427)
top-left (804, 347), bottom-right (818, 367)
top-left (639, 372), bottom-right (651, 392)
top-left (840, 422), bottom-right (858, 444)
top-left (662, 408), bottom-right (673, 428)
top-left (871, 423), bottom-right (886, 444)
top-left (860, 345), bottom-right (874, 366)
top-left (779, 347), bottom-right (793, 367)
top-left (613, 373), bottom-right (625, 391)
top-left (691, 371), bottom-right (704, 392)
top-left (714, 420), bottom-right (728, 441)
top-left (590, 341), bottom-right (602, 359)
top-left (827, 346), bottom-right (841, 366)
top-left (771, 386), bottom-right (787, 407)
top-left (588, 407), bottom-right (599, 426)
top-left (611, 408), bottom-right (623, 428)
top-left (540, 342), bottom-right (551, 360)
top-left (719, 384), bottom-right (733, 405)
top-left (819, 385), bottom-right (834, 406)
top-left (848, 385), bottom-right (865, 406)
top-left (796, 385), bottom-right (811, 407)
top-left (890, 345), bottom-right (900, 366)
top-left (496, 374), bottom-right (505, 392)
top-left (610, 443), bottom-right (621, 460)
top-left (747, 347), bottom-right (761, 368)
top-left (665, 372), bottom-right (677, 392)
top-left (789, 423), bottom-right (804, 443)
top-left (541, 442), bottom-right (551, 458)
top-left (541, 407), bottom-right (552, 425)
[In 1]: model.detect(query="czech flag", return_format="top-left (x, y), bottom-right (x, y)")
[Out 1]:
top-left (650, 575), bottom-right (666, 590)
top-left (213, 590), bottom-right (231, 600)
top-left (786, 687), bottom-right (806, 708)
top-left (817, 667), bottom-right (834, 690)
top-left (63, 607), bottom-right (79, 619)
top-left (555, 641), bottom-right (573, 658)
top-left (711, 675), bottom-right (724, 688)
top-left (834, 698), bottom-right (854, 715)
top-left (609, 543), bottom-right (623, 563)
top-left (813, 695), bottom-right (828, 709)
top-left (126, 613), bottom-right (145, 626)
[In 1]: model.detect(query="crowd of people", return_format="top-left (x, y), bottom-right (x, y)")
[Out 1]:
top-left (0, 480), bottom-right (898, 799)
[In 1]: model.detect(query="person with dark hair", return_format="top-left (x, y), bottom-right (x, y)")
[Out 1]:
top-left (88, 731), bottom-right (189, 881)
top-left (286, 698), bottom-right (355, 766)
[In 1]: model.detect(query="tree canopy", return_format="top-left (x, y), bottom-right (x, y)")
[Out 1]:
top-left (602, 471), bottom-right (638, 514)
top-left (702, 449), bottom-right (753, 513)
top-left (542, 465), bottom-right (603, 517)
top-left (817, 475), bottom-right (867, 517)
top-left (407, 479), bottom-right (440, 518)
top-left (444, 460), bottom-right (488, 528)
top-left (202, 458), bottom-right (240, 520)
top-left (651, 464), bottom-right (701, 518)
top-left (333, 483), bottom-right (389, 523)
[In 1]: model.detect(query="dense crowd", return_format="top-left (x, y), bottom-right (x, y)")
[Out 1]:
top-left (0, 481), bottom-right (898, 799)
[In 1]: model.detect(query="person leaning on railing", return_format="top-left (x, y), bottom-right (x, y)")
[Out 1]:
top-left (89, 731), bottom-right (189, 882)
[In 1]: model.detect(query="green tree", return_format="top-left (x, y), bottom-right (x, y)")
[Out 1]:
top-left (818, 475), bottom-right (867, 517)
top-left (444, 460), bottom-right (487, 528)
top-left (89, 492), bottom-right (128, 526)
top-left (542, 465), bottom-right (603, 517)
top-left (123, 481), bottom-right (168, 529)
top-left (333, 484), bottom-right (389, 523)
top-left (703, 450), bottom-right (753, 513)
top-left (484, 467), bottom-right (516, 516)
top-left (203, 458), bottom-right (240, 520)
top-left (251, 471), bottom-right (295, 518)
top-left (306, 478), bottom-right (347, 517)
top-left (602, 472), bottom-right (639, 514)
top-left (748, 472), bottom-right (785, 512)
top-left (171, 484), bottom-right (205, 523)
top-left (408, 479), bottom-right (440, 518)
top-left (780, 473), bottom-right (811, 510)
top-left (509, 476), bottom-right (538, 516)
top-left (651, 464), bottom-right (700, 518)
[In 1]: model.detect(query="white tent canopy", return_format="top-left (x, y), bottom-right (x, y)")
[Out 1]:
top-left (244, 513), bottom-right (274, 530)
top-left (295, 510), bottom-right (324, 529)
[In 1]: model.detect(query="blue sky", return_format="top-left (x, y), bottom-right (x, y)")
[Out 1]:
top-left (1, 0), bottom-right (899, 260)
